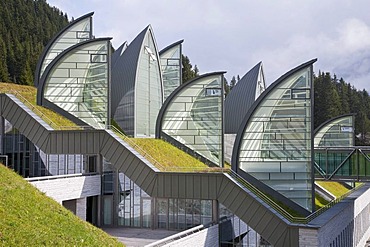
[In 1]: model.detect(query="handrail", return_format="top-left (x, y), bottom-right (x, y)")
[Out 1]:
top-left (146, 224), bottom-right (212, 247)
top-left (226, 169), bottom-right (364, 224)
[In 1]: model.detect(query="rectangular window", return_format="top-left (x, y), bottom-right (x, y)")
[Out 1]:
top-left (205, 88), bottom-right (222, 96)
top-left (76, 31), bottom-right (90, 39)
top-left (291, 88), bottom-right (310, 99)
top-left (90, 54), bottom-right (107, 63)
top-left (340, 126), bottom-right (353, 132)
top-left (167, 58), bottom-right (180, 66)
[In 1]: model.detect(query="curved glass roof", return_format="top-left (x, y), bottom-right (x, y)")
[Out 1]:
top-left (39, 38), bottom-right (111, 129)
top-left (233, 59), bottom-right (316, 211)
top-left (35, 12), bottom-right (93, 86)
top-left (159, 40), bottom-right (183, 101)
top-left (314, 115), bottom-right (354, 147)
top-left (111, 26), bottom-right (163, 137)
top-left (157, 72), bottom-right (225, 167)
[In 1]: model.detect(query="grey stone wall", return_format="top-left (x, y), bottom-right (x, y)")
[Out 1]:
top-left (29, 175), bottom-right (101, 203)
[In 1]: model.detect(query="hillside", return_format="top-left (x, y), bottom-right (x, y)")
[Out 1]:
top-left (0, 0), bottom-right (69, 84)
top-left (0, 164), bottom-right (124, 246)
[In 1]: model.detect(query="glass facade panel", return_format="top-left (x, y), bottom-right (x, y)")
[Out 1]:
top-left (160, 44), bottom-right (181, 100)
top-left (40, 16), bottom-right (92, 80)
top-left (135, 30), bottom-right (162, 137)
top-left (2, 119), bottom-right (85, 177)
top-left (43, 40), bottom-right (110, 129)
top-left (238, 66), bottom-right (313, 210)
top-left (161, 74), bottom-right (224, 166)
top-left (314, 115), bottom-right (354, 147)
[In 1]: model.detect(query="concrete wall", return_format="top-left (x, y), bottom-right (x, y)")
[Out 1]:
top-left (76, 197), bottom-right (87, 220)
top-left (162, 225), bottom-right (219, 247)
top-left (299, 228), bottom-right (318, 247)
top-left (29, 175), bottom-right (101, 203)
top-left (306, 184), bottom-right (370, 247)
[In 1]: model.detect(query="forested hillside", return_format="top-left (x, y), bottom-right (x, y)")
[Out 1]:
top-left (0, 0), bottom-right (68, 85)
top-left (314, 72), bottom-right (370, 145)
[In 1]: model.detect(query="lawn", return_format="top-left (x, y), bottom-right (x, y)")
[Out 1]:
top-left (0, 164), bottom-right (123, 246)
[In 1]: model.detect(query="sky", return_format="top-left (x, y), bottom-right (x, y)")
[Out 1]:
top-left (47, 0), bottom-right (370, 91)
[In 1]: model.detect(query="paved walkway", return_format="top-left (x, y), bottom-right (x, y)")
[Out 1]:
top-left (103, 228), bottom-right (179, 247)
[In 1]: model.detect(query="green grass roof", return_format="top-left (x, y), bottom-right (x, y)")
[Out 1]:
top-left (0, 164), bottom-right (123, 246)
top-left (316, 181), bottom-right (350, 198)
top-left (128, 138), bottom-right (227, 172)
top-left (0, 82), bottom-right (77, 128)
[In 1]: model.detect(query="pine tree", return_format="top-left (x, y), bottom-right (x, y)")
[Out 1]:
top-left (230, 76), bottom-right (236, 91)
top-left (182, 55), bottom-right (199, 83)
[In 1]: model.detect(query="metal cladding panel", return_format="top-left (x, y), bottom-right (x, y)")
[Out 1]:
top-left (134, 165), bottom-right (153, 189)
top-left (100, 134), bottom-right (114, 155)
top-left (233, 195), bottom-right (251, 216)
top-left (110, 150), bottom-right (130, 168)
top-left (104, 140), bottom-right (121, 161)
top-left (157, 174), bottom-right (165, 197)
top-left (25, 121), bottom-right (41, 140)
top-left (217, 179), bottom-right (235, 202)
top-left (5, 103), bottom-right (20, 124)
top-left (247, 205), bottom-right (268, 229)
top-left (224, 62), bottom-right (262, 134)
top-left (67, 132), bottom-right (75, 151)
top-left (128, 159), bottom-right (145, 182)
top-left (193, 175), bottom-right (201, 198)
top-left (80, 132), bottom-right (87, 153)
top-left (219, 184), bottom-right (241, 209)
top-left (146, 175), bottom-right (158, 197)
top-left (164, 174), bottom-right (172, 197)
top-left (117, 153), bottom-right (135, 173)
top-left (185, 175), bottom-right (194, 198)
top-left (171, 174), bottom-right (179, 198)
top-left (255, 211), bottom-right (278, 235)
top-left (240, 199), bottom-right (260, 221)
top-left (178, 175), bottom-right (186, 198)
top-left (223, 189), bottom-right (244, 210)
top-left (264, 221), bottom-right (288, 242)
top-left (200, 175), bottom-right (209, 198)
top-left (124, 158), bottom-right (141, 178)
top-left (33, 128), bottom-right (49, 150)
top-left (74, 132), bottom-right (81, 153)
top-left (208, 175), bottom-right (219, 199)
top-left (111, 26), bottom-right (148, 118)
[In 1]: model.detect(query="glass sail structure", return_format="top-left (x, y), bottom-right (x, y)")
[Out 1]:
top-left (233, 60), bottom-right (316, 211)
top-left (159, 40), bottom-right (183, 101)
top-left (157, 72), bottom-right (225, 167)
top-left (35, 12), bottom-right (93, 86)
top-left (314, 115), bottom-right (354, 147)
top-left (38, 38), bottom-right (111, 129)
top-left (111, 25), bottom-right (163, 137)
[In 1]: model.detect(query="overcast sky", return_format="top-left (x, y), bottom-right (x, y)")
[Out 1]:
top-left (47, 0), bottom-right (370, 91)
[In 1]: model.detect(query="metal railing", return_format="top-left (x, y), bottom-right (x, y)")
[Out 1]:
top-left (314, 146), bottom-right (370, 181)
top-left (227, 169), bottom-right (364, 224)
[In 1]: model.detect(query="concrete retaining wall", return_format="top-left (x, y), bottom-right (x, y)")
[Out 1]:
top-left (29, 175), bottom-right (101, 203)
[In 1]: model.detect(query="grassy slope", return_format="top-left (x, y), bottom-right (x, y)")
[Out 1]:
top-left (316, 181), bottom-right (350, 198)
top-left (0, 164), bottom-right (123, 247)
top-left (129, 138), bottom-right (211, 171)
top-left (0, 82), bottom-right (76, 127)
